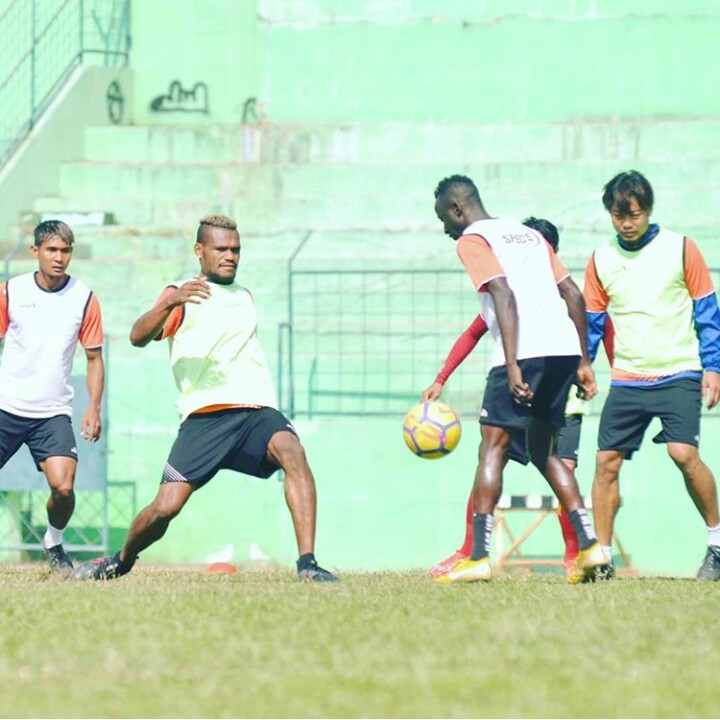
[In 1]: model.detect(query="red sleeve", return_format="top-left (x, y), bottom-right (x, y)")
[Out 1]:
top-left (684, 238), bottom-right (715, 299)
top-left (602, 315), bottom-right (615, 366)
top-left (435, 314), bottom-right (488, 385)
top-left (0, 282), bottom-right (7, 338)
top-left (79, 293), bottom-right (104, 348)
top-left (456, 235), bottom-right (505, 290)
top-left (156, 286), bottom-right (184, 340)
top-left (583, 252), bottom-right (610, 312)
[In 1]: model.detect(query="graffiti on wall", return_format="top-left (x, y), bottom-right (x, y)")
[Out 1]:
top-left (150, 81), bottom-right (209, 113)
top-left (106, 80), bottom-right (124, 124)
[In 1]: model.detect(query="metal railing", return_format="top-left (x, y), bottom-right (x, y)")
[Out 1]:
top-left (280, 262), bottom-right (720, 419)
top-left (0, 0), bottom-right (130, 169)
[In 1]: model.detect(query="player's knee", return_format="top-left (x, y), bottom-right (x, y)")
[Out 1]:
top-left (480, 431), bottom-right (511, 457)
top-left (269, 432), bottom-right (307, 468)
top-left (51, 480), bottom-right (74, 499)
top-left (150, 487), bottom-right (189, 522)
top-left (150, 499), bottom-right (183, 523)
top-left (667, 443), bottom-right (699, 469)
top-left (595, 451), bottom-right (622, 481)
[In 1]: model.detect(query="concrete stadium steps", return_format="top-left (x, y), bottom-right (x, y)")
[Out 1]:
top-left (39, 158), bottom-right (720, 254)
top-left (56, 158), bottom-right (720, 204)
top-left (83, 120), bottom-right (720, 165)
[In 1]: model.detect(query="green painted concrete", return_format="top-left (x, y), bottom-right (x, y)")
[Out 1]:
top-left (81, 120), bottom-right (720, 165)
top-left (0, 66), bottom-right (133, 248)
top-left (130, 0), bottom-right (257, 125)
top-left (127, 0), bottom-right (720, 125)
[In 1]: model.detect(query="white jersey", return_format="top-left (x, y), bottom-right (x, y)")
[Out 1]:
top-left (460, 218), bottom-right (581, 367)
top-left (0, 272), bottom-right (103, 418)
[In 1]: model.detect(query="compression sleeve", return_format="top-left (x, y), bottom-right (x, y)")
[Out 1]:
top-left (0, 282), bottom-right (7, 338)
top-left (435, 314), bottom-right (488, 385)
top-left (602, 314), bottom-right (615, 367)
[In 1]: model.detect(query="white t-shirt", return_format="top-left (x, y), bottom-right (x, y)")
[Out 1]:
top-left (0, 272), bottom-right (103, 418)
top-left (458, 218), bottom-right (581, 367)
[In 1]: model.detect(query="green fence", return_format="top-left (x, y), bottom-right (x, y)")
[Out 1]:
top-left (283, 265), bottom-right (720, 418)
top-left (0, 0), bottom-right (130, 168)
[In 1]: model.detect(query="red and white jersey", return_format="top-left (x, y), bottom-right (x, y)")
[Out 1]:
top-left (457, 218), bottom-right (581, 367)
top-left (0, 272), bottom-right (103, 418)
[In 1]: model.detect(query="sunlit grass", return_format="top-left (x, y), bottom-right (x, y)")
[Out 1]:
top-left (0, 565), bottom-right (718, 718)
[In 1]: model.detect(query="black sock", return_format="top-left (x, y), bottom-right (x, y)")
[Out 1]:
top-left (297, 553), bottom-right (316, 571)
top-left (568, 508), bottom-right (596, 551)
top-left (115, 551), bottom-right (135, 574)
top-left (470, 513), bottom-right (494, 560)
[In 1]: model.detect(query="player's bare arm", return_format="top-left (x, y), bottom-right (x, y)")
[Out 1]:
top-left (485, 277), bottom-right (531, 405)
top-left (130, 278), bottom-right (211, 347)
top-left (557, 276), bottom-right (597, 400)
top-left (702, 370), bottom-right (720, 410)
top-left (81, 347), bottom-right (104, 442)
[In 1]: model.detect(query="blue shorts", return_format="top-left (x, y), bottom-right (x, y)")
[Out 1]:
top-left (0, 410), bottom-right (77, 470)
top-left (163, 407), bottom-right (298, 488)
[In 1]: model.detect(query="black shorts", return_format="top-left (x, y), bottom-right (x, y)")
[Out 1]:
top-left (556, 413), bottom-right (583, 463)
top-left (506, 413), bottom-right (583, 466)
top-left (162, 407), bottom-right (298, 488)
top-left (0, 410), bottom-right (78, 470)
top-left (480, 356), bottom-right (580, 431)
top-left (598, 378), bottom-right (701, 460)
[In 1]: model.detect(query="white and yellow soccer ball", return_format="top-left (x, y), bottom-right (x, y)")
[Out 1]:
top-left (402, 401), bottom-right (462, 459)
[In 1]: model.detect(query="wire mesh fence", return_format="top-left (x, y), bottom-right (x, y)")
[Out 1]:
top-left (0, 481), bottom-right (136, 558)
top-left (0, 0), bottom-right (130, 168)
top-left (283, 265), bottom-right (720, 418)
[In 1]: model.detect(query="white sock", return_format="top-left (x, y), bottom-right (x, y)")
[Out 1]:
top-left (602, 545), bottom-right (613, 563)
top-left (708, 524), bottom-right (720, 547)
top-left (43, 525), bottom-right (64, 549)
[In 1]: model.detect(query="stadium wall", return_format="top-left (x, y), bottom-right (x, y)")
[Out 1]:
top-left (129, 0), bottom-right (720, 125)
top-left (0, 66), bottom-right (133, 250)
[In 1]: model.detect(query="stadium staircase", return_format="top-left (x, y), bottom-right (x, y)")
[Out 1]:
top-left (4, 118), bottom-right (718, 342)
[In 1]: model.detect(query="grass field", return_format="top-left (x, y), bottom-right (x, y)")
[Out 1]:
top-left (0, 564), bottom-right (718, 719)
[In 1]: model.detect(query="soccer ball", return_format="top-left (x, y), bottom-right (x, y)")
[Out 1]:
top-left (402, 401), bottom-right (462, 459)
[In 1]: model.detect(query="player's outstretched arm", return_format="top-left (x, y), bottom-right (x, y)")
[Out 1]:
top-left (422, 314), bottom-right (489, 402)
top-left (130, 279), bottom-right (210, 347)
top-left (421, 382), bottom-right (444, 402)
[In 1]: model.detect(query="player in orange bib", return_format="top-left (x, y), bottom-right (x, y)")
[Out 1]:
top-left (585, 170), bottom-right (720, 581)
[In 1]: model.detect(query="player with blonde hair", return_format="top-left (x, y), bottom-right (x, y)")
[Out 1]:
top-left (73, 215), bottom-right (337, 582)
